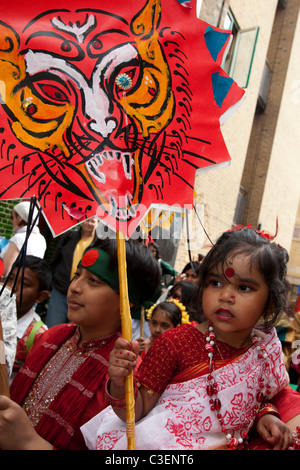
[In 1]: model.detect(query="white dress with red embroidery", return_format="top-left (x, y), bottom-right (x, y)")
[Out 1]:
top-left (81, 328), bottom-right (289, 450)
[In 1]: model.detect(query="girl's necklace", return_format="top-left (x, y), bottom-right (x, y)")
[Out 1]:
top-left (205, 321), bottom-right (270, 450)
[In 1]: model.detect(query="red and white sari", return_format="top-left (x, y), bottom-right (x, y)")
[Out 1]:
top-left (81, 325), bottom-right (289, 450)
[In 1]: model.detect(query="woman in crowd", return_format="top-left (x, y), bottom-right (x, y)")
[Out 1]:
top-left (1, 201), bottom-right (46, 279)
top-left (174, 260), bottom-right (202, 286)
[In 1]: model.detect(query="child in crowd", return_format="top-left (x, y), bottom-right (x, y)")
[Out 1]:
top-left (81, 226), bottom-right (300, 450)
top-left (0, 239), bottom-right (160, 450)
top-left (137, 299), bottom-right (189, 357)
top-left (7, 256), bottom-right (51, 380)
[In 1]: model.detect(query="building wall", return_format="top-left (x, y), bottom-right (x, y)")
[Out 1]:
top-left (240, 1), bottom-right (300, 250)
top-left (288, 198), bottom-right (300, 289)
top-left (175, 0), bottom-right (279, 270)
top-left (258, 4), bottom-right (300, 252)
top-left (175, 0), bottom-right (300, 299)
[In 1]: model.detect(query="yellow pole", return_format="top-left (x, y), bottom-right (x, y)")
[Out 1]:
top-left (116, 230), bottom-right (136, 450)
top-left (140, 307), bottom-right (145, 337)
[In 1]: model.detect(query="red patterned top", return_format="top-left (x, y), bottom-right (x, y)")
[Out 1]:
top-left (135, 323), bottom-right (249, 395)
top-left (11, 323), bottom-right (120, 449)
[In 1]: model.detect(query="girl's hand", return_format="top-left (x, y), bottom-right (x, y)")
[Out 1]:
top-left (108, 337), bottom-right (139, 397)
top-left (174, 273), bottom-right (186, 284)
top-left (256, 414), bottom-right (292, 450)
top-left (136, 337), bottom-right (145, 354)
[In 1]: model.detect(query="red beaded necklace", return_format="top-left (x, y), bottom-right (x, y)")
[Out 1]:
top-left (205, 322), bottom-right (270, 450)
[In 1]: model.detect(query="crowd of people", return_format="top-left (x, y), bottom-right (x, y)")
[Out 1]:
top-left (0, 201), bottom-right (300, 450)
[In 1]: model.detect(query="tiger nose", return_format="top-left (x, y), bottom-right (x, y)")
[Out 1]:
top-left (84, 87), bottom-right (117, 138)
top-left (88, 117), bottom-right (117, 137)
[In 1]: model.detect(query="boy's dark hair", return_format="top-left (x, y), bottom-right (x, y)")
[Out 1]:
top-left (15, 255), bottom-right (52, 292)
top-left (92, 238), bottom-right (161, 304)
top-left (197, 227), bottom-right (290, 328)
top-left (151, 301), bottom-right (182, 327)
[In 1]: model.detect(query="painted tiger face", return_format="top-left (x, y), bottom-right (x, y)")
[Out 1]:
top-left (0, 0), bottom-right (174, 224)
top-left (0, 0), bottom-right (244, 236)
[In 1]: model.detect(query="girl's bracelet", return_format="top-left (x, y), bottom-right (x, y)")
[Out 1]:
top-left (105, 378), bottom-right (138, 409)
top-left (254, 402), bottom-right (280, 428)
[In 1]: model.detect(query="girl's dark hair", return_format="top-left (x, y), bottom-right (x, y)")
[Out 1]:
top-left (91, 238), bottom-right (161, 304)
top-left (151, 300), bottom-right (182, 327)
top-left (197, 227), bottom-right (290, 328)
top-left (167, 281), bottom-right (204, 323)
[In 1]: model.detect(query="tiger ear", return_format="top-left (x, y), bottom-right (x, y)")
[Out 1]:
top-left (0, 22), bottom-right (25, 85)
top-left (130, 0), bottom-right (161, 39)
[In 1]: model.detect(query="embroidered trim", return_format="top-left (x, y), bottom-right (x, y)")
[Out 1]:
top-left (44, 408), bottom-right (74, 436)
top-left (20, 365), bottom-right (38, 379)
top-left (69, 379), bottom-right (93, 398)
top-left (90, 351), bottom-right (109, 366)
top-left (43, 342), bottom-right (59, 351)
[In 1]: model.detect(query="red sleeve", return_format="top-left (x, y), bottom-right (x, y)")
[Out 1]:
top-left (270, 385), bottom-right (300, 422)
top-left (248, 386), bottom-right (300, 449)
top-left (135, 330), bottom-right (179, 394)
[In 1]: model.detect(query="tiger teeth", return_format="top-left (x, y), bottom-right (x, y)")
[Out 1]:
top-left (109, 193), bottom-right (137, 220)
top-left (86, 150), bottom-right (133, 182)
top-left (121, 153), bottom-right (132, 180)
top-left (87, 159), bottom-right (106, 183)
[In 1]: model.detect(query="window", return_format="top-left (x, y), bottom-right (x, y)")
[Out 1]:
top-left (293, 226), bottom-right (300, 240)
top-left (222, 10), bottom-right (239, 75)
top-left (256, 59), bottom-right (272, 112)
top-left (222, 10), bottom-right (259, 88)
top-left (233, 185), bottom-right (248, 225)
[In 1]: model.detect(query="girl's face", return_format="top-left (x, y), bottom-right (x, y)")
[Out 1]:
top-left (183, 268), bottom-right (199, 285)
top-left (8, 266), bottom-right (48, 318)
top-left (67, 267), bottom-right (121, 340)
top-left (149, 309), bottom-right (175, 340)
top-left (171, 286), bottom-right (182, 301)
top-left (11, 210), bottom-right (24, 232)
top-left (202, 253), bottom-right (269, 347)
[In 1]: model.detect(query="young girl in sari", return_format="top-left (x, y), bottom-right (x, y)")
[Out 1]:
top-left (81, 227), bottom-right (299, 450)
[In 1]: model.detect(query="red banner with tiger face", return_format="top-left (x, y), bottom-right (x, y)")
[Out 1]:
top-left (0, 0), bottom-right (244, 236)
